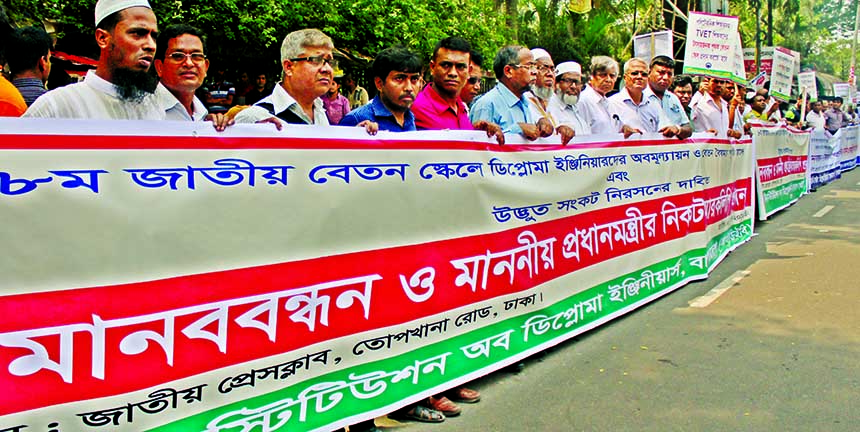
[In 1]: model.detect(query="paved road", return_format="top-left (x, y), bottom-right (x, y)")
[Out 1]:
top-left (389, 169), bottom-right (860, 432)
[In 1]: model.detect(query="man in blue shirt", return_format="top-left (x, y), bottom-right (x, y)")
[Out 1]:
top-left (340, 46), bottom-right (421, 132)
top-left (469, 45), bottom-right (553, 140)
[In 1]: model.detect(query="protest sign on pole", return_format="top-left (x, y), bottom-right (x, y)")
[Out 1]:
top-left (633, 30), bottom-right (674, 63)
top-left (770, 47), bottom-right (796, 101)
top-left (797, 71), bottom-right (818, 102)
top-left (833, 82), bottom-right (852, 100)
top-left (731, 32), bottom-right (746, 84)
top-left (683, 12), bottom-right (739, 78)
top-left (743, 46), bottom-right (774, 78)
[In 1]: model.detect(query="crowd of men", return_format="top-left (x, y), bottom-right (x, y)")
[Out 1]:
top-left (0, 0), bottom-right (857, 429)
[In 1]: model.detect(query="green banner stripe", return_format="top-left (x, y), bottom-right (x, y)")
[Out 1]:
top-left (761, 177), bottom-right (807, 217)
top-left (149, 219), bottom-right (753, 432)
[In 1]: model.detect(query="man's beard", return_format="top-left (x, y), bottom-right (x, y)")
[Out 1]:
top-left (533, 85), bottom-right (553, 101)
top-left (555, 90), bottom-right (578, 106)
top-left (112, 67), bottom-right (158, 102)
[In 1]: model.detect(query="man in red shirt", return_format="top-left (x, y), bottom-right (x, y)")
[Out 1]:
top-left (412, 36), bottom-right (503, 144)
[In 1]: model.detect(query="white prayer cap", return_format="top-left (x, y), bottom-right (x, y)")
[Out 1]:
top-left (95, 0), bottom-right (151, 26)
top-left (530, 48), bottom-right (552, 62)
top-left (555, 61), bottom-right (582, 77)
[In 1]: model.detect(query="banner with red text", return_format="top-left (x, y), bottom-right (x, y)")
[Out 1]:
top-left (751, 126), bottom-right (810, 220)
top-left (0, 120), bottom-right (754, 432)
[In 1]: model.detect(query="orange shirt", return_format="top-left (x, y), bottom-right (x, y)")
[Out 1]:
top-left (0, 75), bottom-right (26, 117)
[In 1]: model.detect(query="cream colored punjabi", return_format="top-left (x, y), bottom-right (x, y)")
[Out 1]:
top-left (24, 70), bottom-right (165, 120)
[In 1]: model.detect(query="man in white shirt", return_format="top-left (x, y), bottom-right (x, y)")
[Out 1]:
top-left (524, 48), bottom-right (573, 143)
top-left (25, 0), bottom-right (164, 119)
top-left (153, 24), bottom-right (231, 130)
top-left (609, 57), bottom-right (676, 136)
top-left (547, 61), bottom-right (590, 136)
top-left (691, 78), bottom-right (742, 138)
top-left (806, 101), bottom-right (826, 130)
top-left (578, 55), bottom-right (639, 137)
top-left (234, 28), bottom-right (376, 134)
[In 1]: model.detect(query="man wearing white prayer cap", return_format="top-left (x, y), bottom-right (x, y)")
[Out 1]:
top-left (547, 61), bottom-right (591, 136)
top-left (524, 48), bottom-right (574, 144)
top-left (25, 0), bottom-right (164, 119)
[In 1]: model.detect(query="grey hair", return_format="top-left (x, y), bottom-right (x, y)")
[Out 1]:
top-left (493, 45), bottom-right (526, 80)
top-left (623, 57), bottom-right (647, 74)
top-left (280, 29), bottom-right (334, 64)
top-left (589, 55), bottom-right (618, 77)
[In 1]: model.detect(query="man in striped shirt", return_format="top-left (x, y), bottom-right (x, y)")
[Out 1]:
top-left (7, 26), bottom-right (52, 106)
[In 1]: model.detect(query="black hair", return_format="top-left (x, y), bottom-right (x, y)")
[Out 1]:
top-left (96, 10), bottom-right (123, 32)
top-left (371, 46), bottom-right (422, 80)
top-left (432, 36), bottom-right (471, 61)
top-left (6, 26), bottom-right (52, 75)
top-left (834, 96), bottom-right (844, 104)
top-left (469, 50), bottom-right (484, 69)
top-left (670, 75), bottom-right (692, 90)
top-left (155, 24), bottom-right (207, 61)
top-left (650, 55), bottom-right (674, 69)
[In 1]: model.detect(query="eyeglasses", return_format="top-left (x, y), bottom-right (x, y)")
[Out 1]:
top-left (290, 55), bottom-right (338, 69)
top-left (467, 77), bottom-right (481, 85)
top-left (510, 62), bottom-right (537, 70)
top-left (536, 64), bottom-right (554, 73)
top-left (595, 71), bottom-right (618, 79)
top-left (558, 78), bottom-right (580, 85)
top-left (627, 71), bottom-right (647, 77)
top-left (167, 52), bottom-right (207, 63)
top-left (438, 61), bottom-right (468, 71)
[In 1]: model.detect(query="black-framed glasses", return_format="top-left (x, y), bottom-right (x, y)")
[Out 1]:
top-left (558, 78), bottom-right (580, 85)
top-left (467, 77), bottom-right (481, 85)
top-left (290, 55), bottom-right (338, 69)
top-left (167, 52), bottom-right (207, 63)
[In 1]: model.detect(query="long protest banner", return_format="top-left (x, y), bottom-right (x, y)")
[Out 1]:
top-left (751, 126), bottom-right (809, 220)
top-left (0, 121), bottom-right (754, 432)
top-left (839, 125), bottom-right (859, 172)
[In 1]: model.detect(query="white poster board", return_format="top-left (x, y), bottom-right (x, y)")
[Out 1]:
top-left (683, 12), bottom-right (739, 79)
top-left (770, 47), bottom-right (795, 101)
top-left (633, 30), bottom-right (674, 63)
top-left (797, 71), bottom-right (818, 102)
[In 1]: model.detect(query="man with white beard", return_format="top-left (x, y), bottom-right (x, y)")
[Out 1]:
top-left (547, 61), bottom-right (590, 136)
top-left (524, 48), bottom-right (574, 143)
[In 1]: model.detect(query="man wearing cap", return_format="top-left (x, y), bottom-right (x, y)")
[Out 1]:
top-left (411, 36), bottom-right (503, 144)
top-left (644, 55), bottom-right (692, 139)
top-left (548, 61), bottom-right (590, 136)
top-left (25, 0), bottom-right (163, 119)
top-left (470, 45), bottom-right (553, 141)
top-left (524, 48), bottom-right (574, 144)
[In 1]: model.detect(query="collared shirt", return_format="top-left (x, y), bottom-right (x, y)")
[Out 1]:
top-left (824, 107), bottom-right (848, 132)
top-left (806, 110), bottom-right (826, 130)
top-left (743, 109), bottom-right (771, 123)
top-left (0, 75), bottom-right (26, 117)
top-left (347, 86), bottom-right (369, 109)
top-left (525, 91), bottom-right (556, 127)
top-left (322, 93), bottom-right (350, 125)
top-left (578, 85), bottom-right (620, 135)
top-left (691, 92), bottom-right (730, 136)
top-left (234, 84), bottom-right (329, 125)
top-left (690, 90), bottom-right (705, 110)
top-left (413, 83), bottom-right (472, 130)
top-left (24, 70), bottom-right (165, 120)
top-left (156, 83), bottom-right (208, 122)
top-left (12, 77), bottom-right (47, 106)
top-left (547, 94), bottom-right (591, 136)
top-left (609, 86), bottom-right (670, 133)
top-left (645, 85), bottom-right (690, 128)
top-left (339, 95), bottom-right (416, 132)
top-left (469, 82), bottom-right (534, 135)
top-left (765, 97), bottom-right (782, 120)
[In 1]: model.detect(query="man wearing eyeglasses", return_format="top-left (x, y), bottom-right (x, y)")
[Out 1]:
top-left (524, 48), bottom-right (575, 144)
top-left (25, 0), bottom-right (164, 119)
top-left (152, 24), bottom-right (231, 130)
top-left (608, 57), bottom-right (673, 136)
top-left (411, 37), bottom-right (503, 144)
top-left (548, 61), bottom-right (590, 136)
top-left (644, 55), bottom-right (692, 139)
top-left (469, 45), bottom-right (553, 141)
top-left (234, 29), bottom-right (376, 134)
